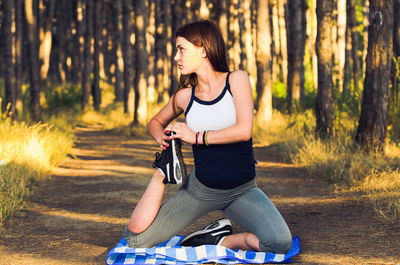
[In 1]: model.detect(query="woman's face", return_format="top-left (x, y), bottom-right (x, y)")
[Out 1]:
top-left (174, 36), bottom-right (204, 75)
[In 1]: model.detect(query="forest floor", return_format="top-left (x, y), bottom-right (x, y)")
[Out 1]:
top-left (0, 124), bottom-right (399, 265)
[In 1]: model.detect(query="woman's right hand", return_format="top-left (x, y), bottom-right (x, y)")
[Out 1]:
top-left (157, 132), bottom-right (170, 150)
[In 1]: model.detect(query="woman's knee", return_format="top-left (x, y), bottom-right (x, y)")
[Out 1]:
top-left (259, 231), bottom-right (292, 254)
top-left (124, 226), bottom-right (153, 248)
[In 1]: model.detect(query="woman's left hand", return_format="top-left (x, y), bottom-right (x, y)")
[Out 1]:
top-left (164, 122), bottom-right (196, 145)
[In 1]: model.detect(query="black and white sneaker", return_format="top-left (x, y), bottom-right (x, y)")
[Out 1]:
top-left (180, 219), bottom-right (233, 247)
top-left (152, 131), bottom-right (187, 184)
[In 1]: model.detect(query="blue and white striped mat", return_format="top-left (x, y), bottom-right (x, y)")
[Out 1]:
top-left (106, 235), bottom-right (300, 264)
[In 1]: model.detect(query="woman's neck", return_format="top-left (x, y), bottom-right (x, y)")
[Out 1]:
top-left (195, 64), bottom-right (227, 92)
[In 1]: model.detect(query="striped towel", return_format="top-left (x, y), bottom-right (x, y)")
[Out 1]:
top-left (106, 236), bottom-right (300, 264)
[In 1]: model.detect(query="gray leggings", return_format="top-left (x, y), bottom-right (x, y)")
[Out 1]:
top-left (124, 171), bottom-right (292, 253)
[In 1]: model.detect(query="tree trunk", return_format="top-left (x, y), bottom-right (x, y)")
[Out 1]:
top-left (355, 0), bottom-right (393, 152)
top-left (113, 0), bottom-right (124, 102)
top-left (391, 0), bottom-right (400, 115)
top-left (336, 0), bottom-right (346, 93)
top-left (38, 0), bottom-right (55, 82)
top-left (162, 0), bottom-right (171, 101)
top-left (278, 0), bottom-right (288, 85)
top-left (154, 0), bottom-right (165, 103)
top-left (71, 0), bottom-right (84, 83)
top-left (170, 0), bottom-right (182, 95)
top-left (255, 0), bottom-right (272, 125)
top-left (315, 0), bottom-right (335, 137)
top-left (81, 0), bottom-right (93, 112)
top-left (286, 0), bottom-right (306, 111)
top-left (122, 0), bottom-right (134, 114)
top-left (24, 0), bottom-right (41, 121)
top-left (15, 0), bottom-right (23, 114)
top-left (133, 0), bottom-right (148, 125)
top-left (2, 0), bottom-right (16, 116)
top-left (343, 0), bottom-right (360, 99)
top-left (92, 0), bottom-right (102, 111)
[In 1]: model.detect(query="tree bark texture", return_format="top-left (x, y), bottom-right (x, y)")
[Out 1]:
top-left (113, 0), bottom-right (124, 102)
top-left (38, 0), bottom-right (55, 81)
top-left (122, 0), bottom-right (134, 114)
top-left (133, 0), bottom-right (148, 125)
top-left (286, 0), bottom-right (307, 111)
top-left (81, 0), bottom-right (93, 112)
top-left (356, 0), bottom-right (393, 152)
top-left (24, 0), bottom-right (41, 121)
top-left (92, 0), bottom-right (102, 110)
top-left (255, 0), bottom-right (272, 125)
top-left (315, 0), bottom-right (335, 137)
top-left (2, 0), bottom-right (16, 116)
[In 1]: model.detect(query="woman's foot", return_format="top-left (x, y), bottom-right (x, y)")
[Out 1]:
top-left (180, 219), bottom-right (233, 246)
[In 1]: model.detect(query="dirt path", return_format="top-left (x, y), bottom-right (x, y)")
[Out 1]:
top-left (0, 125), bottom-right (399, 264)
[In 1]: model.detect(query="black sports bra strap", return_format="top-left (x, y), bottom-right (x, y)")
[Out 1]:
top-left (225, 71), bottom-right (232, 94)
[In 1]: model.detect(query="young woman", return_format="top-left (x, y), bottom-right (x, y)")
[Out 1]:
top-left (124, 20), bottom-right (292, 254)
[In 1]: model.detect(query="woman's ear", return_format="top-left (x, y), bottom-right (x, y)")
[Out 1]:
top-left (201, 46), bottom-right (207, 58)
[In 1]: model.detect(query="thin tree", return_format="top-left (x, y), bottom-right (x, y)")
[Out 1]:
top-left (315, 0), bottom-right (335, 137)
top-left (391, 0), bottom-right (400, 115)
top-left (255, 0), bottom-right (272, 125)
top-left (81, 0), bottom-right (93, 112)
top-left (122, 0), bottom-right (134, 114)
top-left (286, 0), bottom-right (307, 111)
top-left (133, 0), bottom-right (148, 125)
top-left (38, 0), bottom-right (55, 82)
top-left (355, 0), bottom-right (394, 152)
top-left (14, 0), bottom-right (23, 114)
top-left (113, 0), bottom-right (124, 102)
top-left (92, 0), bottom-right (102, 111)
top-left (343, 0), bottom-right (360, 101)
top-left (2, 0), bottom-right (16, 116)
top-left (24, 0), bottom-right (41, 121)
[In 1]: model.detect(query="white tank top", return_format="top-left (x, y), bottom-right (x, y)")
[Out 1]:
top-left (185, 72), bottom-right (236, 132)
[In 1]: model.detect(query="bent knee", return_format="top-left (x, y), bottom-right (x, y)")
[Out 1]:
top-left (124, 226), bottom-right (151, 248)
top-left (259, 232), bottom-right (292, 254)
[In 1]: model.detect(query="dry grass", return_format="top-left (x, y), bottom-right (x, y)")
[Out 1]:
top-left (254, 111), bottom-right (400, 224)
top-left (0, 118), bottom-right (74, 223)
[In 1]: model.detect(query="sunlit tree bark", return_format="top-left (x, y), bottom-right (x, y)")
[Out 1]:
top-left (133, 0), bottom-right (149, 125)
top-left (24, 0), bottom-right (41, 121)
top-left (356, 0), bottom-right (393, 152)
top-left (38, 0), bottom-right (55, 81)
top-left (315, 0), bottom-right (335, 137)
top-left (255, 0), bottom-right (272, 125)
top-left (2, 0), bottom-right (16, 116)
top-left (336, 0), bottom-right (346, 92)
top-left (278, 0), bottom-right (288, 85)
top-left (14, 0), bottom-right (23, 114)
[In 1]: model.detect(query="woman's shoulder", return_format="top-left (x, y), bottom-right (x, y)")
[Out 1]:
top-left (228, 70), bottom-right (251, 93)
top-left (229, 69), bottom-right (249, 81)
top-left (175, 86), bottom-right (193, 111)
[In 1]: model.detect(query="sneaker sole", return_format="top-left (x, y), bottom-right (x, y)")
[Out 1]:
top-left (181, 219), bottom-right (232, 244)
top-left (171, 138), bottom-right (183, 184)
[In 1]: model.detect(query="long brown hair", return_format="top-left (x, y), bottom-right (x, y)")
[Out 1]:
top-left (173, 20), bottom-right (229, 113)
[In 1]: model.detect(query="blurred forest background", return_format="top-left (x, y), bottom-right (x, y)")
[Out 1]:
top-left (0, 0), bottom-right (400, 225)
